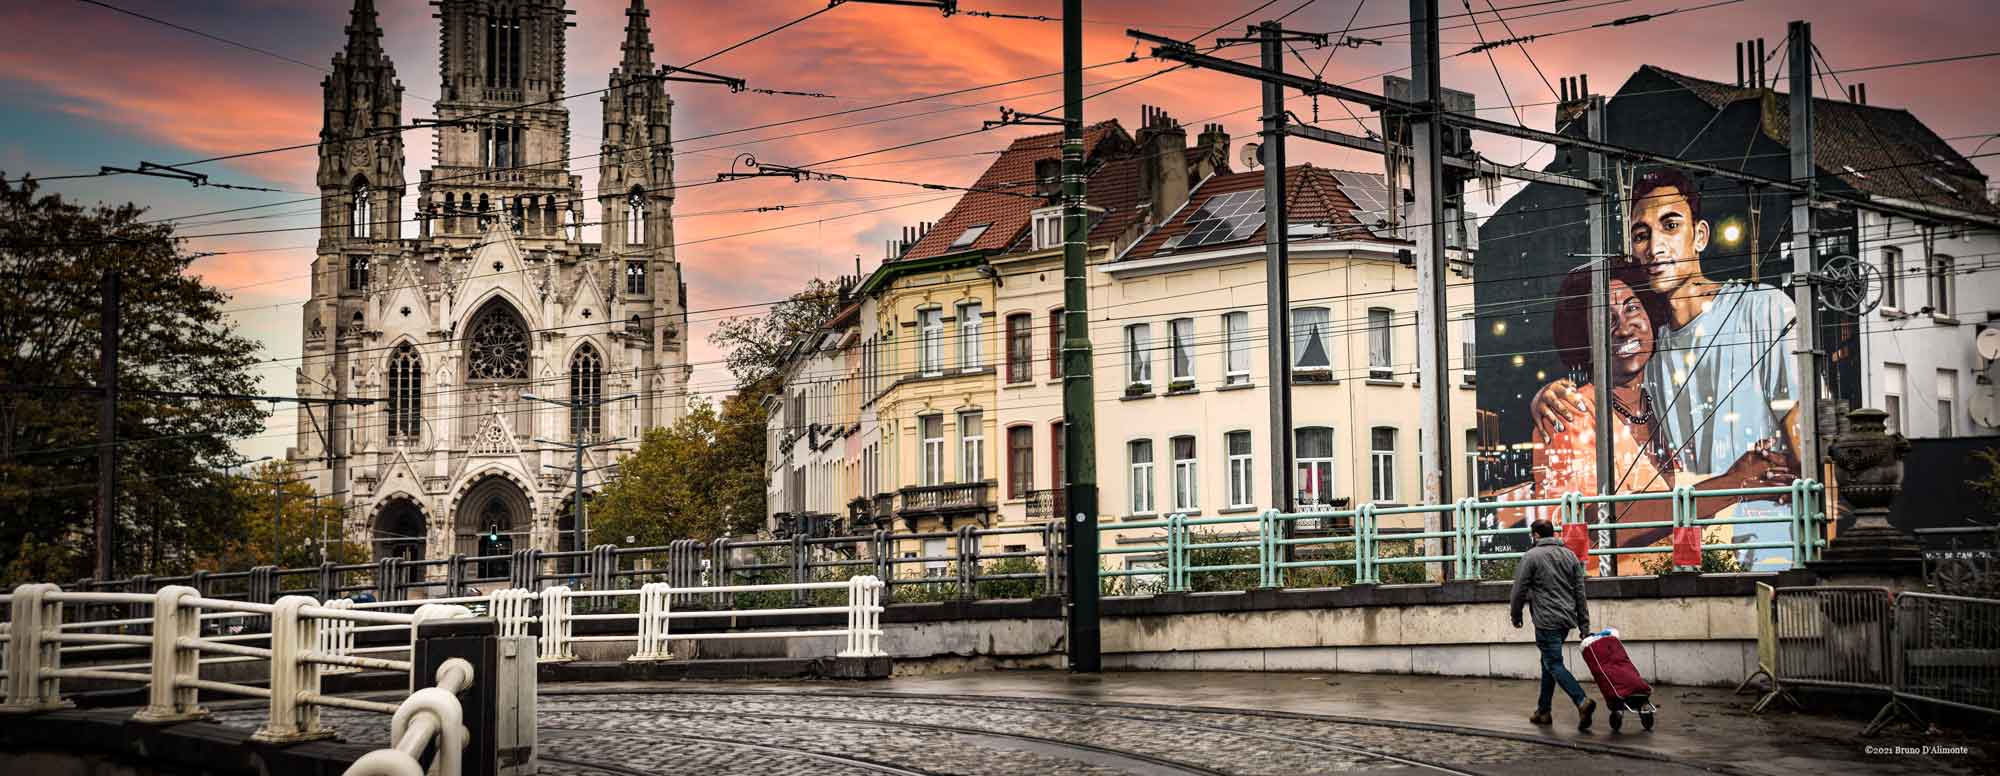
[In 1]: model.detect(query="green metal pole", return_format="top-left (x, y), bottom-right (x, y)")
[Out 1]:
top-left (1060, 0), bottom-right (1100, 673)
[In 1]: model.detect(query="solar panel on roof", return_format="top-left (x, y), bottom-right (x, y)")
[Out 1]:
top-left (1161, 189), bottom-right (1267, 253)
top-left (1330, 170), bottom-right (1397, 239)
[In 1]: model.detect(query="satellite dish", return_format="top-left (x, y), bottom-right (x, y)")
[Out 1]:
top-left (1241, 142), bottom-right (1262, 170)
top-left (1977, 325), bottom-right (2000, 361)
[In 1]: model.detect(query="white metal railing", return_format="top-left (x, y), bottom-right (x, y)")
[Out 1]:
top-left (533, 576), bottom-right (886, 662)
top-left (344, 657), bottom-right (476, 776)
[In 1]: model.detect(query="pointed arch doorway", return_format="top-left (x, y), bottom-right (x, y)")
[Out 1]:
top-left (456, 475), bottom-right (531, 579)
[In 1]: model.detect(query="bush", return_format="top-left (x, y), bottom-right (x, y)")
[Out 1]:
top-left (1640, 546), bottom-right (1742, 575)
top-left (974, 557), bottom-right (1048, 599)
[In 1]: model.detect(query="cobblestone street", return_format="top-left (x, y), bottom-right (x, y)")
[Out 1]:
top-left (210, 670), bottom-right (1994, 776)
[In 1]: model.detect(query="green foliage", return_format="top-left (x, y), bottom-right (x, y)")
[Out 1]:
top-left (213, 460), bottom-right (368, 570)
top-left (1, 178), bottom-right (269, 584)
top-left (973, 556), bottom-right (1047, 599)
top-left (591, 393), bottom-right (769, 549)
top-left (707, 278), bottom-right (845, 386)
top-left (1640, 546), bottom-right (1743, 575)
top-left (1480, 557), bottom-right (1521, 582)
top-left (1970, 449), bottom-right (2000, 517)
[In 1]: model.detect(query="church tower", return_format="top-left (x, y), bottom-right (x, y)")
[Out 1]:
top-left (599, 0), bottom-right (688, 433)
top-left (299, 0), bottom-right (405, 492)
top-left (420, 0), bottom-right (583, 240)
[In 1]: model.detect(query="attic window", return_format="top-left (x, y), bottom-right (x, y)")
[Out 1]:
top-left (947, 224), bottom-right (991, 250)
top-left (1287, 222), bottom-right (1333, 239)
top-left (1841, 164), bottom-right (1868, 180)
top-left (1923, 175), bottom-right (1959, 194)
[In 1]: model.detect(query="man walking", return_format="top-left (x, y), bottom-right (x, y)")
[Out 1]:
top-left (1510, 519), bottom-right (1597, 730)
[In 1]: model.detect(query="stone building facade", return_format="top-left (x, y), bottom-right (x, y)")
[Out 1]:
top-left (291, 0), bottom-right (689, 565)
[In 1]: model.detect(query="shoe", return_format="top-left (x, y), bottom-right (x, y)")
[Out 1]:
top-left (1577, 699), bottom-right (1597, 731)
top-left (1529, 710), bottom-right (1553, 725)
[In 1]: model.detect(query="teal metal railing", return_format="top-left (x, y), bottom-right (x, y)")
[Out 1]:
top-left (1099, 479), bottom-right (1826, 592)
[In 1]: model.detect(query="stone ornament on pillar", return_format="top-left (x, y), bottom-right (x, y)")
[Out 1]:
top-left (1813, 408), bottom-right (1924, 589)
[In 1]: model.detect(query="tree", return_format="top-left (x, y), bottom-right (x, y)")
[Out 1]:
top-left (1, 177), bottom-right (270, 584)
top-left (590, 397), bottom-right (768, 548)
top-left (707, 277), bottom-right (845, 386)
top-left (207, 460), bottom-right (366, 570)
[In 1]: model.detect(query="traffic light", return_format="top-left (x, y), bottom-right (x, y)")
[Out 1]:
top-left (486, 523), bottom-right (499, 543)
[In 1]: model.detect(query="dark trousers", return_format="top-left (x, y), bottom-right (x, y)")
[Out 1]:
top-left (1536, 626), bottom-right (1587, 712)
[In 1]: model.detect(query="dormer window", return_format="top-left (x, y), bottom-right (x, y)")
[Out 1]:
top-left (1031, 208), bottom-right (1062, 251)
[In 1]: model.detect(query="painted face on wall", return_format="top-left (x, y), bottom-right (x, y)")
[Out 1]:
top-left (1608, 279), bottom-right (1655, 384)
top-left (1627, 184), bottom-right (1709, 294)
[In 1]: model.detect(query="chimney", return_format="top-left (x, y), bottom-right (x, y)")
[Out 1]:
top-left (1034, 158), bottom-right (1061, 199)
top-left (1194, 123), bottom-right (1230, 179)
top-left (1136, 105), bottom-right (1191, 226)
top-left (1736, 41), bottom-right (1745, 86)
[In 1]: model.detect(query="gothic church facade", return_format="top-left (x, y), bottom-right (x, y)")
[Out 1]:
top-left (292, 0), bottom-right (688, 567)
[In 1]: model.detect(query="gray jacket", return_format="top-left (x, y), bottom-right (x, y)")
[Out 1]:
top-left (1509, 537), bottom-right (1590, 633)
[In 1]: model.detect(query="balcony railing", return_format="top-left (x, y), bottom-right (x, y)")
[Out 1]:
top-left (896, 481), bottom-right (993, 518)
top-left (1025, 489), bottom-right (1066, 520)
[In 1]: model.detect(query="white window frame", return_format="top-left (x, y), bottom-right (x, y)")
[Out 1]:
top-left (1370, 427), bottom-right (1397, 503)
top-left (921, 414), bottom-right (945, 486)
top-left (1929, 252), bottom-right (1954, 315)
top-left (919, 308), bottom-right (944, 376)
top-left (1171, 435), bottom-right (1198, 512)
top-left (1128, 439), bottom-right (1155, 515)
top-left (1295, 427), bottom-right (1335, 507)
top-left (1126, 323), bottom-right (1153, 388)
top-left (959, 410), bottom-right (985, 482)
top-left (1291, 307), bottom-right (1331, 371)
top-left (1937, 369), bottom-right (1957, 438)
top-left (922, 537), bottom-right (949, 577)
top-left (1458, 316), bottom-right (1476, 383)
top-left (1368, 308), bottom-right (1394, 379)
top-left (958, 301), bottom-right (983, 371)
top-left (1884, 363), bottom-right (1906, 437)
top-left (1226, 430), bottom-right (1253, 509)
top-left (1168, 318), bottom-right (1195, 383)
top-left (1223, 311), bottom-right (1250, 385)
top-left (1881, 245), bottom-right (1902, 310)
top-left (1031, 207), bottom-right (1062, 251)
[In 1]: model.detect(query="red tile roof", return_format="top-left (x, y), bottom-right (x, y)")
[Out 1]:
top-left (899, 121), bottom-right (1129, 261)
top-left (1121, 164), bottom-right (1396, 259)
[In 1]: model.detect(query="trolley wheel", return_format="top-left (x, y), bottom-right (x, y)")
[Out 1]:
top-left (1640, 710), bottom-right (1656, 731)
top-left (1609, 710), bottom-right (1624, 732)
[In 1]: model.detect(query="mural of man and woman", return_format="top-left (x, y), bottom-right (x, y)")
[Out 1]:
top-left (1491, 168), bottom-right (1805, 574)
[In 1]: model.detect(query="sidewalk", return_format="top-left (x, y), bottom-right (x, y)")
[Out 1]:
top-left (745, 670), bottom-right (1995, 776)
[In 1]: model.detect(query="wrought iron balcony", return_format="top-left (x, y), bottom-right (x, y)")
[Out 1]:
top-left (1025, 488), bottom-right (1066, 520)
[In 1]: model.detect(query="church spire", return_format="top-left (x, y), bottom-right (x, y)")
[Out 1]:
top-left (342, 0), bottom-right (384, 60)
top-left (620, 0), bottom-right (655, 73)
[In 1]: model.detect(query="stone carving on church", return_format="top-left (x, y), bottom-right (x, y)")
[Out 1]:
top-left (466, 310), bottom-right (528, 381)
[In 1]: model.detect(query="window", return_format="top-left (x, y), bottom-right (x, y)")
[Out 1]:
top-left (347, 255), bottom-right (370, 292)
top-left (1048, 308), bottom-right (1065, 379)
top-left (1370, 427), bottom-right (1397, 503)
top-left (1223, 311), bottom-right (1250, 384)
top-left (1128, 440), bottom-right (1155, 514)
top-left (1296, 427), bottom-right (1334, 506)
top-left (1458, 316), bottom-right (1476, 382)
top-left (1126, 323), bottom-right (1153, 388)
top-left (1051, 420), bottom-right (1067, 491)
top-left (921, 415), bottom-right (945, 486)
top-left (1005, 313), bottom-right (1032, 383)
top-left (1368, 308), bottom-right (1394, 378)
top-left (569, 344), bottom-right (603, 439)
top-left (947, 223), bottom-right (991, 250)
top-left (1226, 431), bottom-right (1253, 509)
top-left (350, 183), bottom-right (372, 239)
top-left (1929, 252), bottom-right (1954, 315)
top-left (485, 13), bottom-right (523, 88)
top-left (923, 537), bottom-right (948, 577)
top-left (625, 261), bottom-right (646, 295)
top-left (958, 302), bottom-right (982, 370)
top-left (918, 308), bottom-right (944, 376)
top-left (1937, 370), bottom-right (1958, 438)
top-left (1292, 307), bottom-right (1330, 371)
top-left (388, 343), bottom-right (422, 440)
top-left (1032, 208), bottom-right (1062, 251)
top-left (466, 303), bottom-right (528, 380)
top-left (1882, 246), bottom-right (1902, 309)
top-left (1884, 363), bottom-right (1906, 436)
top-left (959, 411), bottom-right (985, 482)
top-left (626, 189), bottom-right (646, 245)
top-left (1007, 425), bottom-right (1034, 499)
top-left (1169, 318), bottom-right (1195, 383)
top-left (1171, 436), bottom-right (1198, 511)
top-left (1464, 429), bottom-right (1482, 497)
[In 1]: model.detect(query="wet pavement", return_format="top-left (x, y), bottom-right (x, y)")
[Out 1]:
top-left (208, 670), bottom-right (1996, 775)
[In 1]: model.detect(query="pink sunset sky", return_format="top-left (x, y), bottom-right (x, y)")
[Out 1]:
top-left (2, 0), bottom-right (1995, 461)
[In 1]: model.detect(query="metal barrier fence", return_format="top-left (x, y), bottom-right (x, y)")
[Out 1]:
top-left (1103, 480), bottom-right (1824, 590)
top-left (1755, 585), bottom-right (2000, 733)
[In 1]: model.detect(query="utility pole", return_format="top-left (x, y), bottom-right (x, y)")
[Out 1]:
top-left (1256, 22), bottom-right (1297, 520)
top-left (527, 391), bottom-right (636, 554)
top-left (1060, 0), bottom-right (1101, 674)
top-left (312, 488), bottom-right (351, 564)
top-left (249, 471), bottom-right (307, 565)
top-left (1585, 95), bottom-right (1618, 574)
top-left (95, 269), bottom-right (119, 580)
top-left (1787, 21), bottom-right (1823, 495)
top-left (1409, 0), bottom-right (1454, 513)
